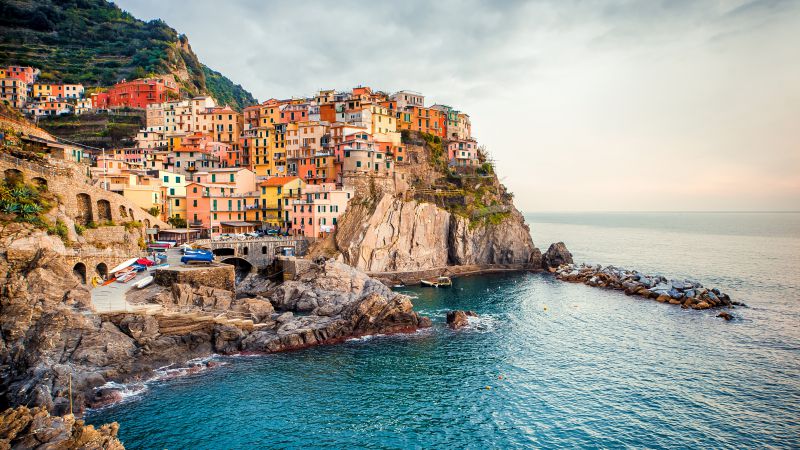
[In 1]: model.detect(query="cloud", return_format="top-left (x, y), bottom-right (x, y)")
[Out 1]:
top-left (117, 0), bottom-right (800, 211)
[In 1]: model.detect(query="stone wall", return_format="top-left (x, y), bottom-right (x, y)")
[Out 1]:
top-left (153, 265), bottom-right (236, 291)
top-left (0, 153), bottom-right (169, 232)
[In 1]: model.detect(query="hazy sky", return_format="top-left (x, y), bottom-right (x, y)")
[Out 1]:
top-left (118, 0), bottom-right (800, 211)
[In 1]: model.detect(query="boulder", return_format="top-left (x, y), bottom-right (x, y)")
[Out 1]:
top-left (446, 310), bottom-right (470, 329)
top-left (542, 242), bottom-right (574, 269)
top-left (717, 312), bottom-right (733, 321)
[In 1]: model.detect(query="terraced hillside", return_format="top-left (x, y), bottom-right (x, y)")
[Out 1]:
top-left (0, 0), bottom-right (257, 110)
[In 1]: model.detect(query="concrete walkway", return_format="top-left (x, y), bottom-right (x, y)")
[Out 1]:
top-left (90, 248), bottom-right (183, 313)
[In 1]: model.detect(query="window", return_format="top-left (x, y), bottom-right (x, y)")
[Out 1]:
top-left (175, 199), bottom-right (180, 206)
top-left (193, 199), bottom-right (198, 207)
top-left (356, 161), bottom-right (362, 168)
top-left (213, 200), bottom-right (217, 210)
top-left (169, 188), bottom-right (175, 195)
top-left (176, 176), bottom-right (181, 183)
top-left (211, 174), bottom-right (216, 182)
top-left (163, 175), bottom-right (168, 182)
top-left (214, 213), bottom-right (218, 220)
top-left (345, 151), bottom-right (350, 157)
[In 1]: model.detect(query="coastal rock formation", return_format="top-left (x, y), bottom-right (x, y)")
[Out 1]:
top-left (336, 193), bottom-right (541, 273)
top-left (335, 194), bottom-right (451, 272)
top-left (0, 406), bottom-right (124, 449)
top-left (242, 259), bottom-right (431, 352)
top-left (446, 310), bottom-right (478, 329)
top-left (449, 209), bottom-right (539, 266)
top-left (0, 230), bottom-right (430, 413)
top-left (542, 242), bottom-right (573, 270)
top-left (554, 263), bottom-right (738, 312)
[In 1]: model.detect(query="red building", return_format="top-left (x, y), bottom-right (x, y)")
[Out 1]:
top-left (5, 66), bottom-right (38, 84)
top-left (91, 78), bottom-right (178, 109)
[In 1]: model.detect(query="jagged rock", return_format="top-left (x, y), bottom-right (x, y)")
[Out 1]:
top-left (0, 406), bottom-right (124, 449)
top-left (446, 310), bottom-right (478, 329)
top-left (213, 325), bottom-right (244, 353)
top-left (717, 312), bottom-right (733, 321)
top-left (449, 209), bottom-right (538, 266)
top-left (231, 297), bottom-right (274, 322)
top-left (542, 242), bottom-right (573, 269)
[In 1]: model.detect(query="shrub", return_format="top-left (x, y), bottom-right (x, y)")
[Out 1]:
top-left (47, 220), bottom-right (69, 242)
top-left (123, 220), bottom-right (143, 231)
top-left (74, 224), bottom-right (85, 235)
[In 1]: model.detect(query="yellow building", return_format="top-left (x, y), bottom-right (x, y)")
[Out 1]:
top-left (258, 176), bottom-right (305, 227)
top-left (32, 83), bottom-right (53, 100)
top-left (159, 170), bottom-right (187, 221)
top-left (249, 126), bottom-right (274, 177)
top-left (123, 184), bottom-right (164, 216)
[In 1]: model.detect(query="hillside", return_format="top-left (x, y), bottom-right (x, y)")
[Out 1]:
top-left (0, 0), bottom-right (257, 110)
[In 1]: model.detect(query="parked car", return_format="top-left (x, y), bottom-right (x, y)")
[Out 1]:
top-left (266, 229), bottom-right (279, 236)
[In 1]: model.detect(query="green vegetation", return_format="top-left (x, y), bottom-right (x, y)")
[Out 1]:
top-left (0, 176), bottom-right (54, 227)
top-left (123, 220), bottom-right (143, 231)
top-left (0, 0), bottom-right (257, 110)
top-left (38, 111), bottom-right (144, 148)
top-left (47, 219), bottom-right (69, 241)
top-left (147, 206), bottom-right (161, 217)
top-left (167, 216), bottom-right (186, 228)
top-left (74, 223), bottom-right (85, 235)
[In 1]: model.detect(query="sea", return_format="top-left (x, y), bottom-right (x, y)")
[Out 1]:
top-left (87, 212), bottom-right (800, 449)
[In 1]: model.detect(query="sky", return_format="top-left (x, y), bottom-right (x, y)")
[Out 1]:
top-left (117, 0), bottom-right (800, 212)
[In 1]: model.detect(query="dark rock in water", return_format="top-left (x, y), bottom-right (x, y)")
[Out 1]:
top-left (717, 312), bottom-right (733, 321)
top-left (446, 310), bottom-right (475, 329)
top-left (542, 242), bottom-right (573, 269)
top-left (668, 289), bottom-right (684, 300)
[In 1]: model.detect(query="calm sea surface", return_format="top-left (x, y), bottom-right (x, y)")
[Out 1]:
top-left (88, 212), bottom-right (800, 449)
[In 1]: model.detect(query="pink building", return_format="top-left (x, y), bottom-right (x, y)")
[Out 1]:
top-left (447, 139), bottom-right (479, 168)
top-left (287, 183), bottom-right (353, 238)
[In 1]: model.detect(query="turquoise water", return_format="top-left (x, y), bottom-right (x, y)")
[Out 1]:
top-left (88, 213), bottom-right (800, 449)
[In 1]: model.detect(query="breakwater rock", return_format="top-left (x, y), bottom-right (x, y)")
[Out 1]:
top-left (0, 406), bottom-right (124, 449)
top-left (554, 263), bottom-right (738, 311)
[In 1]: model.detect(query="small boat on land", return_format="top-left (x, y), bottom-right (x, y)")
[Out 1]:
top-left (150, 263), bottom-right (170, 270)
top-left (420, 276), bottom-right (453, 288)
top-left (109, 258), bottom-right (138, 274)
top-left (135, 275), bottom-right (154, 289)
top-left (115, 271), bottom-right (137, 283)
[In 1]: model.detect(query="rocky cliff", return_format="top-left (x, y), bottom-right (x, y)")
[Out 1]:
top-left (333, 132), bottom-right (542, 274)
top-left (336, 194), bottom-right (540, 273)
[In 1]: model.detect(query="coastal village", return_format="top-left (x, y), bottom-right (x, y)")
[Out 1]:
top-left (1, 64), bottom-right (482, 239)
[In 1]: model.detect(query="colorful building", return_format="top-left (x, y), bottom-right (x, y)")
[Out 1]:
top-left (91, 78), bottom-right (178, 110)
top-left (287, 184), bottom-right (353, 237)
top-left (5, 66), bottom-right (39, 84)
top-left (258, 176), bottom-right (305, 228)
top-left (447, 139), bottom-right (480, 168)
top-left (0, 78), bottom-right (27, 109)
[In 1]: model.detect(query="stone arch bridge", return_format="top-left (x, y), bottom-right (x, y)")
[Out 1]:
top-left (196, 237), bottom-right (309, 272)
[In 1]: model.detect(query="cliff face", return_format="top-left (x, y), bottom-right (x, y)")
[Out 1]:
top-left (335, 194), bottom-right (540, 273)
top-left (333, 131), bottom-right (542, 274)
top-left (0, 406), bottom-right (124, 449)
top-left (449, 208), bottom-right (540, 266)
top-left (335, 195), bottom-right (451, 272)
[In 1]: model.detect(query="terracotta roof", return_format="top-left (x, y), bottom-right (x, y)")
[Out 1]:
top-left (260, 176), bottom-right (300, 187)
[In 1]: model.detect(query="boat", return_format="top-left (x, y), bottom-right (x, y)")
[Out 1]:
top-left (115, 271), bottom-right (137, 283)
top-left (101, 277), bottom-right (117, 286)
top-left (420, 276), bottom-right (453, 288)
top-left (181, 253), bottom-right (213, 264)
top-left (109, 258), bottom-right (138, 274)
top-left (150, 263), bottom-right (170, 270)
top-left (135, 276), bottom-right (154, 289)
